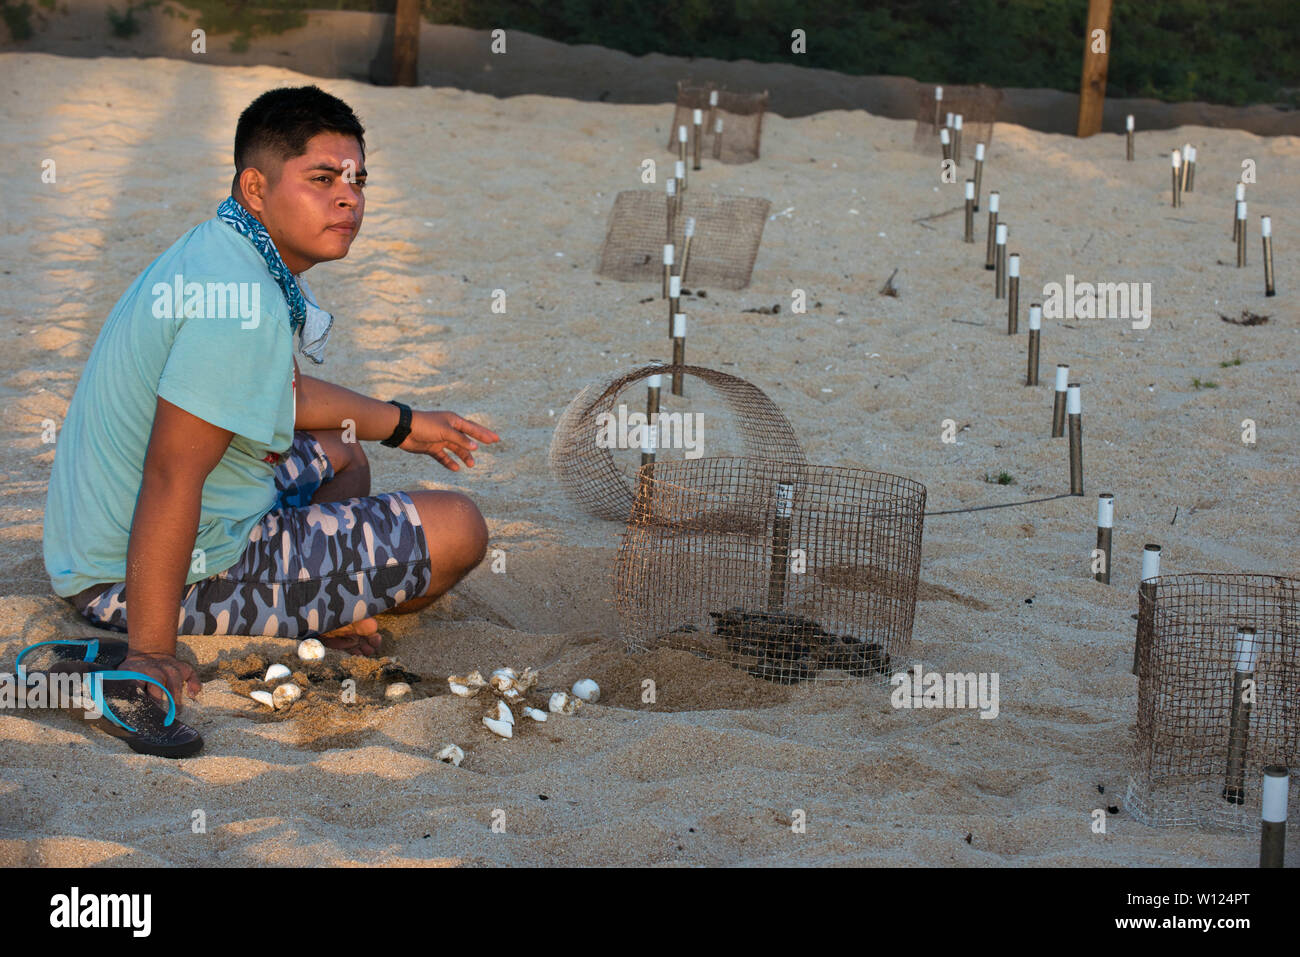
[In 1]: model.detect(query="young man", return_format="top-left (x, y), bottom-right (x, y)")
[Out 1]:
top-left (43, 86), bottom-right (498, 708)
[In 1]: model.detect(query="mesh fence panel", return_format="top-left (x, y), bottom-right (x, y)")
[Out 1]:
top-left (597, 189), bottom-right (771, 290)
top-left (549, 364), bottom-right (806, 522)
top-left (912, 84), bottom-right (1002, 154)
top-left (614, 457), bottom-right (926, 685)
top-left (1127, 574), bottom-right (1299, 830)
top-left (666, 81), bottom-right (768, 164)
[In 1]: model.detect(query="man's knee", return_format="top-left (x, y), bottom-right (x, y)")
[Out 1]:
top-left (410, 490), bottom-right (488, 572)
top-left (325, 432), bottom-right (368, 474)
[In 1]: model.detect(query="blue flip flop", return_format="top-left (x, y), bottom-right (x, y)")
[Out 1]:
top-left (15, 637), bottom-right (129, 680)
top-left (82, 667), bottom-right (204, 759)
top-left (15, 642), bottom-right (204, 758)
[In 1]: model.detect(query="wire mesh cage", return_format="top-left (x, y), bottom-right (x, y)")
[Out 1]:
top-left (549, 364), bottom-right (806, 522)
top-left (911, 83), bottom-right (1002, 154)
top-left (1127, 574), bottom-right (1299, 830)
top-left (614, 457), bottom-right (927, 685)
top-left (597, 189), bottom-right (771, 290)
top-left (666, 81), bottom-right (768, 164)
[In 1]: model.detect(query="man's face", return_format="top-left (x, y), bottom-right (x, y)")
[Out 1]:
top-left (241, 131), bottom-right (366, 274)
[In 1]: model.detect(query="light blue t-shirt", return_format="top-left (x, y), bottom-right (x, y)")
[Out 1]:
top-left (43, 218), bottom-right (296, 597)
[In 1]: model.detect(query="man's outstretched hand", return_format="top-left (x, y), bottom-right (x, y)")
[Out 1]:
top-left (399, 410), bottom-right (499, 471)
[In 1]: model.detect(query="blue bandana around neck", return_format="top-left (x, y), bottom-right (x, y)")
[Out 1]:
top-left (217, 196), bottom-right (333, 363)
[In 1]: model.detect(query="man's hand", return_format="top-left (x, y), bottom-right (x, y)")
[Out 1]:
top-left (400, 411), bottom-right (499, 471)
top-left (121, 651), bottom-right (203, 708)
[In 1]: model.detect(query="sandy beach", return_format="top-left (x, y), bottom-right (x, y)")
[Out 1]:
top-left (0, 51), bottom-right (1296, 867)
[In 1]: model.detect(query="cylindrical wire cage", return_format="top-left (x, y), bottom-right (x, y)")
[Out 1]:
top-left (549, 364), bottom-right (806, 522)
top-left (614, 457), bottom-right (927, 684)
top-left (1127, 573), bottom-right (1299, 830)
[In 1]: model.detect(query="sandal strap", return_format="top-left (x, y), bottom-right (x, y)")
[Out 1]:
top-left (86, 670), bottom-right (177, 732)
top-left (15, 638), bottom-right (100, 683)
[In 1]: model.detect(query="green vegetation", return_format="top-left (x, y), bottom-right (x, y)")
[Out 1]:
top-left (1191, 377), bottom-right (1219, 389)
top-left (7, 1), bottom-right (1296, 107)
top-left (1, 0), bottom-right (34, 41)
top-left (1219, 355), bottom-right (1242, 367)
top-left (984, 470), bottom-right (1016, 485)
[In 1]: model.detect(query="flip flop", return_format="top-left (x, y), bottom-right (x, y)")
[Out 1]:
top-left (82, 667), bottom-right (204, 759)
top-left (22, 658), bottom-right (204, 759)
top-left (15, 637), bottom-right (129, 681)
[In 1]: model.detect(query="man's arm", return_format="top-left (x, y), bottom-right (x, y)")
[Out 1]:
top-left (295, 366), bottom-right (402, 440)
top-left (121, 396), bottom-right (233, 702)
top-left (296, 365), bottom-right (500, 471)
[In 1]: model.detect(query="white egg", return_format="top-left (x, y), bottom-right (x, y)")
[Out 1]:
top-left (495, 700), bottom-right (515, 725)
top-left (523, 707), bottom-right (548, 722)
top-left (490, 667), bottom-right (517, 682)
top-left (272, 682), bottom-right (302, 709)
top-left (250, 690), bottom-right (275, 708)
top-left (548, 692), bottom-right (583, 715)
top-left (297, 638), bottom-right (326, 661)
top-left (436, 744), bottom-right (465, 767)
top-left (482, 716), bottom-right (513, 738)
top-left (571, 678), bottom-right (601, 703)
top-left (264, 663), bottom-right (292, 683)
top-left (385, 682), bottom-right (412, 700)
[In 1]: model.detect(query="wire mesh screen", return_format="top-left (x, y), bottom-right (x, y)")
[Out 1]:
top-left (1127, 574), bottom-right (1299, 830)
top-left (614, 457), bottom-right (927, 685)
top-left (911, 84), bottom-right (1002, 153)
top-left (666, 81), bottom-right (768, 164)
top-left (549, 364), bottom-right (806, 522)
top-left (597, 189), bottom-right (771, 290)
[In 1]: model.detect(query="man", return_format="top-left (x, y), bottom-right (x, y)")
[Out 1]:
top-left (43, 85), bottom-right (498, 709)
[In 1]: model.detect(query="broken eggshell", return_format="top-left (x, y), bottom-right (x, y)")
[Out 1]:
top-left (264, 663), bottom-right (292, 683)
top-left (436, 744), bottom-right (465, 767)
top-left (548, 692), bottom-right (583, 715)
top-left (522, 707), bottom-right (548, 722)
top-left (571, 678), bottom-right (600, 703)
top-left (448, 670), bottom-right (487, 697)
top-left (272, 682), bottom-right (303, 709)
top-left (385, 682), bottom-right (412, 700)
top-left (250, 690), bottom-right (275, 709)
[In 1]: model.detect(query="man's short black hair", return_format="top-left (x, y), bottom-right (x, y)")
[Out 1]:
top-left (234, 85), bottom-right (366, 176)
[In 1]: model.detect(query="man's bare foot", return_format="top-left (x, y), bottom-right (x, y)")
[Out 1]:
top-left (320, 617), bottom-right (382, 657)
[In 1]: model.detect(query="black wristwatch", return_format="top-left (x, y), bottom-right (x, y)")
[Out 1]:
top-left (381, 400), bottom-right (413, 447)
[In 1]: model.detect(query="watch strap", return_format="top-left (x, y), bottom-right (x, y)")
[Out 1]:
top-left (381, 400), bottom-right (413, 448)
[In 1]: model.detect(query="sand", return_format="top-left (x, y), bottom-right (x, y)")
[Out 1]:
top-left (0, 52), bottom-right (1296, 867)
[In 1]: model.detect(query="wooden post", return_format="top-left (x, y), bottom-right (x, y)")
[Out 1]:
top-left (1076, 0), bottom-right (1113, 137)
top-left (392, 0), bottom-right (421, 87)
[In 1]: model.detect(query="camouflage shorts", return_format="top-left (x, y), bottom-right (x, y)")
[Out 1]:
top-left (71, 431), bottom-right (433, 638)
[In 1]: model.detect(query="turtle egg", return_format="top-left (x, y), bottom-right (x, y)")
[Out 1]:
top-left (523, 707), bottom-right (548, 722)
top-left (490, 667), bottom-right (517, 682)
top-left (385, 682), bottom-right (412, 700)
top-left (437, 744), bottom-right (465, 767)
top-left (572, 678), bottom-right (600, 703)
top-left (272, 683), bottom-right (303, 709)
top-left (250, 690), bottom-right (275, 708)
top-left (264, 664), bottom-right (292, 683)
top-left (482, 715), bottom-right (513, 738)
top-left (297, 638), bottom-right (326, 661)
top-left (548, 692), bottom-right (583, 715)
